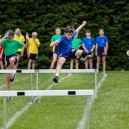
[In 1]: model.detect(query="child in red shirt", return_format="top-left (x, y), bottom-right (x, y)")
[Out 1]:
top-left (0, 35), bottom-right (4, 69)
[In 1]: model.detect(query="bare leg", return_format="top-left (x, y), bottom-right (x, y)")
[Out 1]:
top-left (89, 59), bottom-right (93, 69)
top-left (70, 59), bottom-right (74, 69)
top-left (32, 60), bottom-right (36, 69)
top-left (14, 54), bottom-right (21, 69)
top-left (56, 57), bottom-right (66, 75)
top-left (96, 56), bottom-right (101, 72)
top-left (85, 60), bottom-right (88, 69)
top-left (9, 57), bottom-right (16, 69)
top-left (0, 61), bottom-right (4, 69)
top-left (28, 59), bottom-right (32, 69)
top-left (102, 56), bottom-right (106, 71)
top-left (6, 66), bottom-right (11, 90)
top-left (50, 54), bottom-right (58, 69)
top-left (75, 59), bottom-right (79, 69)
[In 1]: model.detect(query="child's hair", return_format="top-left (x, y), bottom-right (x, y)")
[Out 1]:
top-left (99, 28), bottom-right (104, 31)
top-left (55, 27), bottom-right (61, 31)
top-left (15, 28), bottom-right (21, 35)
top-left (32, 32), bottom-right (38, 36)
top-left (65, 26), bottom-right (74, 33)
top-left (86, 30), bottom-right (91, 33)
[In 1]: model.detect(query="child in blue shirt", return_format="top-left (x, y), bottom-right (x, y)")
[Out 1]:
top-left (50, 21), bottom-right (92, 83)
top-left (82, 30), bottom-right (95, 69)
top-left (95, 29), bottom-right (108, 74)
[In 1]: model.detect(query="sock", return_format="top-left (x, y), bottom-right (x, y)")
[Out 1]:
top-left (11, 73), bottom-right (16, 76)
top-left (56, 74), bottom-right (59, 77)
top-left (81, 50), bottom-right (87, 58)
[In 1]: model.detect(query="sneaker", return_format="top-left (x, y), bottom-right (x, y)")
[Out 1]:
top-left (53, 76), bottom-right (59, 83)
top-left (8, 96), bottom-right (13, 101)
top-left (80, 55), bottom-right (92, 61)
top-left (10, 74), bottom-right (16, 82)
top-left (102, 71), bottom-right (106, 74)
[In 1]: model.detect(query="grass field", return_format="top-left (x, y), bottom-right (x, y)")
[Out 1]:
top-left (0, 71), bottom-right (129, 129)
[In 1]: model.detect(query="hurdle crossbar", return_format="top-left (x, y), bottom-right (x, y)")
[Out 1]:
top-left (0, 69), bottom-right (96, 73)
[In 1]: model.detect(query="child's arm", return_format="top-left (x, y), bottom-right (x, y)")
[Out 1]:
top-left (104, 42), bottom-right (108, 55)
top-left (50, 40), bottom-right (60, 47)
top-left (0, 49), bottom-right (3, 58)
top-left (33, 39), bottom-right (40, 47)
top-left (91, 44), bottom-right (95, 52)
top-left (82, 44), bottom-right (89, 53)
top-left (75, 21), bottom-right (87, 33)
top-left (95, 43), bottom-right (98, 56)
top-left (0, 32), bottom-right (9, 44)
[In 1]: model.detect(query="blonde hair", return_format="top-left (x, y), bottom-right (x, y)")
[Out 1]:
top-left (15, 28), bottom-right (21, 35)
top-left (32, 32), bottom-right (38, 36)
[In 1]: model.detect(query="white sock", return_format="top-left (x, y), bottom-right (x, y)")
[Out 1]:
top-left (56, 74), bottom-right (59, 77)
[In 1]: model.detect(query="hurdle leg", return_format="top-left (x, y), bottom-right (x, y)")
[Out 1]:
top-left (30, 73), bottom-right (34, 103)
top-left (3, 97), bottom-right (7, 129)
top-left (36, 71), bottom-right (39, 102)
top-left (86, 96), bottom-right (91, 129)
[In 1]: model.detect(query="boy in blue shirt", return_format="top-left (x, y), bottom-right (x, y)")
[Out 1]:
top-left (95, 29), bottom-right (108, 74)
top-left (50, 21), bottom-right (92, 83)
top-left (82, 30), bottom-right (95, 69)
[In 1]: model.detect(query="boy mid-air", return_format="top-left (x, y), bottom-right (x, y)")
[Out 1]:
top-left (50, 21), bottom-right (92, 83)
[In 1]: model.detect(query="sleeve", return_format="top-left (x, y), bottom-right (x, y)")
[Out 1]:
top-left (17, 41), bottom-right (24, 48)
top-left (58, 36), bottom-right (63, 44)
top-left (1, 39), bottom-right (6, 49)
top-left (79, 39), bottom-right (82, 44)
top-left (95, 37), bottom-right (98, 44)
top-left (22, 36), bottom-right (25, 43)
top-left (51, 35), bottom-right (55, 42)
top-left (82, 38), bottom-right (85, 44)
top-left (105, 36), bottom-right (108, 42)
top-left (72, 31), bottom-right (77, 38)
top-left (92, 38), bottom-right (95, 44)
top-left (36, 39), bottom-right (40, 45)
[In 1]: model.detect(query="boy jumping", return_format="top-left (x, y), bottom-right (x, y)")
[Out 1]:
top-left (50, 21), bottom-right (91, 83)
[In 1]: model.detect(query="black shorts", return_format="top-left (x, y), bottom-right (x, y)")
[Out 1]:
top-left (28, 54), bottom-right (38, 60)
top-left (5, 53), bottom-right (17, 68)
top-left (97, 47), bottom-right (105, 57)
top-left (17, 52), bottom-right (21, 55)
top-left (59, 48), bottom-right (77, 60)
top-left (53, 45), bottom-right (58, 54)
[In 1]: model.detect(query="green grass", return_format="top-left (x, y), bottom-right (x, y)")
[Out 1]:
top-left (0, 71), bottom-right (129, 129)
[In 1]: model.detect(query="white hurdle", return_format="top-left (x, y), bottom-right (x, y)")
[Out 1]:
top-left (1, 90), bottom-right (94, 129)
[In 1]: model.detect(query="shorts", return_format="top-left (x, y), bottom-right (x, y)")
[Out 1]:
top-left (59, 48), bottom-right (77, 60)
top-left (17, 52), bottom-right (21, 55)
top-left (28, 53), bottom-right (38, 60)
top-left (5, 53), bottom-right (17, 68)
top-left (53, 45), bottom-right (58, 54)
top-left (97, 47), bottom-right (105, 57)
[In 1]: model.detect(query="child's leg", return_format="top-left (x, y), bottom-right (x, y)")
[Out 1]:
top-left (0, 61), bottom-right (4, 69)
top-left (102, 56), bottom-right (106, 72)
top-left (9, 57), bottom-right (16, 69)
top-left (75, 59), bottom-right (79, 69)
top-left (6, 66), bottom-right (11, 90)
top-left (89, 59), bottom-right (93, 69)
top-left (32, 60), bottom-right (36, 69)
top-left (85, 60), bottom-right (88, 69)
top-left (28, 59), bottom-right (32, 69)
top-left (70, 59), bottom-right (74, 69)
top-left (96, 56), bottom-right (101, 71)
top-left (56, 57), bottom-right (66, 76)
top-left (50, 53), bottom-right (58, 69)
top-left (14, 54), bottom-right (21, 69)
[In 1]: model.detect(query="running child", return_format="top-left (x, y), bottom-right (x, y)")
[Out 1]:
top-left (82, 30), bottom-right (95, 69)
top-left (14, 28), bottom-right (25, 69)
top-left (0, 30), bottom-right (24, 100)
top-left (95, 29), bottom-right (108, 74)
top-left (0, 35), bottom-right (4, 69)
top-left (50, 21), bottom-right (92, 83)
top-left (70, 33), bottom-right (82, 69)
top-left (50, 28), bottom-right (61, 69)
top-left (26, 32), bottom-right (40, 69)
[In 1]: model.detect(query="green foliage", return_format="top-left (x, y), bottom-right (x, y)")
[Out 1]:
top-left (0, 0), bottom-right (129, 70)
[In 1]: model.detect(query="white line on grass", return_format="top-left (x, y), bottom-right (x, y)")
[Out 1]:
top-left (0, 73), bottom-right (72, 129)
top-left (77, 74), bottom-right (107, 129)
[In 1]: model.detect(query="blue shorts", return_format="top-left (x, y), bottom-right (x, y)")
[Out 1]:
top-left (97, 47), bottom-right (105, 57)
top-left (59, 48), bottom-right (77, 60)
top-left (5, 53), bottom-right (17, 68)
top-left (53, 45), bottom-right (58, 54)
top-left (28, 54), bottom-right (38, 60)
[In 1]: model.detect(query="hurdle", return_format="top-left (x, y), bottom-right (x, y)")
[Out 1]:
top-left (0, 69), bottom-right (98, 99)
top-left (0, 90), bottom-right (93, 129)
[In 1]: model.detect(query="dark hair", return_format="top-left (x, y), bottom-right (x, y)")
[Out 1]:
top-left (86, 30), bottom-right (91, 33)
top-left (65, 26), bottom-right (74, 33)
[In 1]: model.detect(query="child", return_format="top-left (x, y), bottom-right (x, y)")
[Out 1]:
top-left (14, 28), bottom-right (25, 69)
top-left (82, 30), bottom-right (95, 69)
top-left (70, 33), bottom-right (82, 69)
top-left (26, 32), bottom-right (40, 69)
top-left (50, 28), bottom-right (61, 69)
top-left (95, 29), bottom-right (108, 74)
top-left (50, 21), bottom-right (92, 83)
top-left (0, 35), bottom-right (4, 69)
top-left (0, 30), bottom-right (24, 100)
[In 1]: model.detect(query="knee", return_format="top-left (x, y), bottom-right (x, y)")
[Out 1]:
top-left (57, 60), bottom-right (64, 66)
top-left (9, 58), bottom-right (14, 63)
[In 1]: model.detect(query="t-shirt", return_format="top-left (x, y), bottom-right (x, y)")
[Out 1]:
top-left (72, 38), bottom-right (82, 49)
top-left (51, 34), bottom-right (61, 52)
top-left (96, 35), bottom-right (108, 47)
top-left (28, 38), bottom-right (40, 54)
top-left (58, 31), bottom-right (77, 56)
top-left (82, 37), bottom-right (95, 51)
top-left (2, 39), bottom-right (24, 56)
top-left (0, 45), bottom-right (3, 55)
top-left (14, 34), bottom-right (25, 52)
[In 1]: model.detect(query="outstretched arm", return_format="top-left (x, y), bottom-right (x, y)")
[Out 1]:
top-left (75, 21), bottom-right (87, 33)
top-left (50, 40), bottom-right (60, 47)
top-left (0, 32), bottom-right (9, 44)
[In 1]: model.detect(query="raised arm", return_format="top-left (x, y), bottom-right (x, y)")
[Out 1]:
top-left (0, 32), bottom-right (9, 44)
top-left (75, 21), bottom-right (87, 33)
